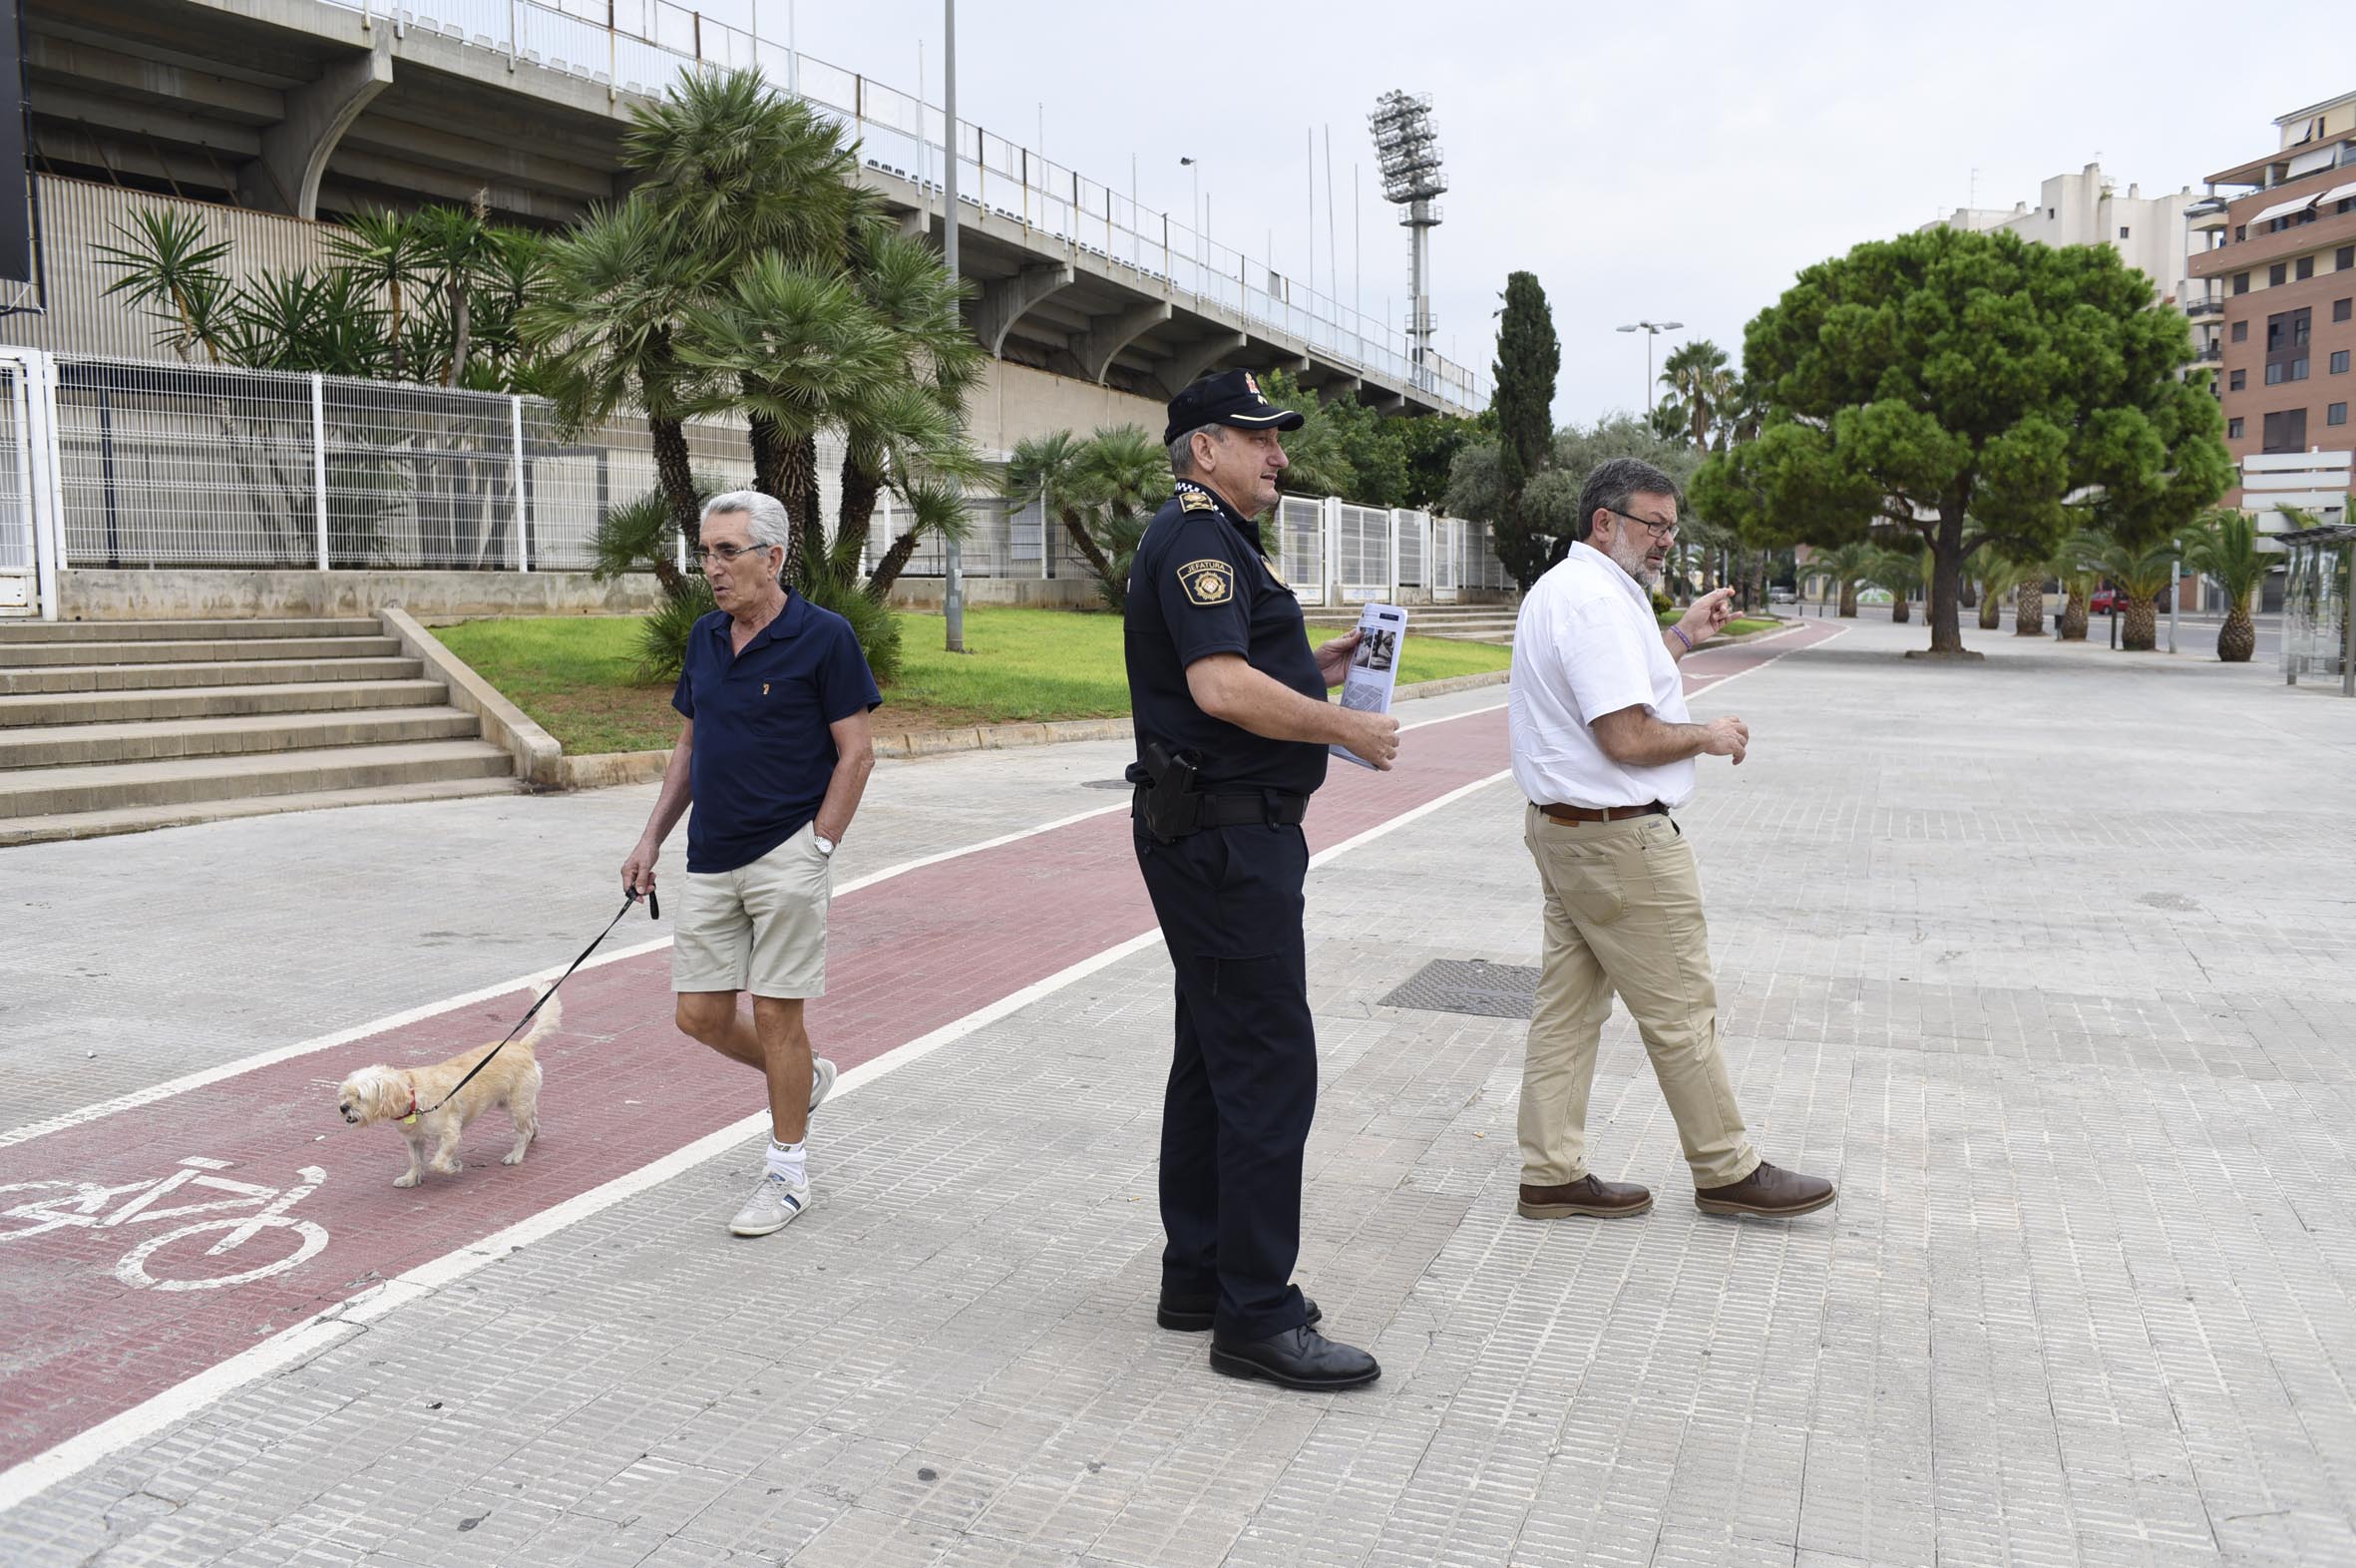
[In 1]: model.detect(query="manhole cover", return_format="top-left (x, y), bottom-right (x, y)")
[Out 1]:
top-left (1379, 959), bottom-right (1542, 1019)
top-left (2137, 892), bottom-right (2201, 912)
top-left (1082, 778), bottom-right (1131, 791)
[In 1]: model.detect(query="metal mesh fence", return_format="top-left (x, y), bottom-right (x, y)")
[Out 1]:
top-left (1277, 497), bottom-right (1325, 604)
top-left (19, 353), bottom-right (1514, 599)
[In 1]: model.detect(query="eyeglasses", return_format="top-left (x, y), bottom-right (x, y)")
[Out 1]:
top-left (1606, 508), bottom-right (1680, 541)
top-left (695, 542), bottom-right (776, 564)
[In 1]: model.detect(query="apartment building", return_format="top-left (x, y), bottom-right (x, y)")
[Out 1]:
top-left (1928, 164), bottom-right (2195, 305)
top-left (2185, 90), bottom-right (2356, 517)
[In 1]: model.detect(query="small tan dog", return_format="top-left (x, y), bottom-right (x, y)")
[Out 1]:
top-left (337, 993), bottom-right (554, 1188)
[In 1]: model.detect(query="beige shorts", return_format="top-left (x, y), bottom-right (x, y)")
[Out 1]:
top-left (671, 823), bottom-right (834, 998)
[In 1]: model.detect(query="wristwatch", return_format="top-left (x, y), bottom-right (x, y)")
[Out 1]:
top-left (813, 832), bottom-right (837, 858)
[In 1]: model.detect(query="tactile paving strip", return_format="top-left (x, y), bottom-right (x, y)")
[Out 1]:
top-left (1378, 957), bottom-right (1542, 1018)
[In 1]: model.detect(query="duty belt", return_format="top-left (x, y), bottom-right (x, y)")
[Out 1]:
top-left (1134, 784), bottom-right (1309, 834)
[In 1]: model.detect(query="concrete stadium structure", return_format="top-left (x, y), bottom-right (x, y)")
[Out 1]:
top-left (9, 0), bottom-right (1485, 433)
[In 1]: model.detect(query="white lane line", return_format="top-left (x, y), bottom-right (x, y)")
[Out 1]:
top-left (0, 755), bottom-right (1519, 1515)
top-left (1684, 622), bottom-right (1848, 698)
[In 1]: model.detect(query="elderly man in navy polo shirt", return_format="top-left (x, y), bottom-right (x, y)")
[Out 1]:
top-left (623, 490), bottom-right (881, 1238)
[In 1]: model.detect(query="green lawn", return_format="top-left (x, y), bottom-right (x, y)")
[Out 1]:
top-left (434, 606), bottom-right (1515, 755)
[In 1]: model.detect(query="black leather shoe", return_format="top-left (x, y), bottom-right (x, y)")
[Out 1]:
top-left (1208, 1326), bottom-right (1379, 1390)
top-left (1156, 1293), bottom-right (1323, 1334)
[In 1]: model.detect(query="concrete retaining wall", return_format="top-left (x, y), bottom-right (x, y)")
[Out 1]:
top-left (58, 569), bottom-right (666, 621)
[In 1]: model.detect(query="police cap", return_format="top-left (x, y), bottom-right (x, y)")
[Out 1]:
top-left (1162, 368), bottom-right (1308, 448)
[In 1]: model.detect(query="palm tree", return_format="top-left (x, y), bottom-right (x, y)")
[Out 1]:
top-left (1006, 431), bottom-right (1114, 586)
top-left (2182, 508), bottom-right (2272, 662)
top-left (827, 227), bottom-right (986, 582)
top-left (625, 66), bottom-right (884, 547)
top-left (1066, 426), bottom-right (1168, 610)
top-left (2053, 535), bottom-right (2102, 641)
top-left (1971, 546), bottom-right (2035, 631)
top-left (1812, 542), bottom-right (1874, 616)
top-left (520, 192), bottom-right (716, 591)
top-left (2014, 558), bottom-right (2049, 636)
top-left (1659, 340), bottom-right (1734, 450)
top-left (2069, 528), bottom-right (2176, 651)
top-left (1863, 546), bottom-right (1923, 624)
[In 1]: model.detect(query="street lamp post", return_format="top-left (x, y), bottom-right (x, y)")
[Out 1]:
top-left (1180, 156), bottom-right (1201, 266)
top-left (1615, 319), bottom-right (1684, 412)
top-left (940, 0), bottom-right (965, 653)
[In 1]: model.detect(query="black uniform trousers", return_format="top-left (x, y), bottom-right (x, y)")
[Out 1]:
top-left (1133, 817), bottom-right (1317, 1343)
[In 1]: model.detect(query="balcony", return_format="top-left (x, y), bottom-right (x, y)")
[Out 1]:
top-left (2191, 341), bottom-right (2223, 363)
top-left (2183, 294), bottom-right (2226, 319)
top-left (2187, 195), bottom-right (2229, 230)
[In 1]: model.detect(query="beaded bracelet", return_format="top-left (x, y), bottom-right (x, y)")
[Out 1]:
top-left (1670, 624), bottom-right (1694, 652)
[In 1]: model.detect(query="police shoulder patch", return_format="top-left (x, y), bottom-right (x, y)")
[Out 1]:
top-left (1178, 489), bottom-right (1217, 514)
top-left (1176, 558), bottom-right (1235, 606)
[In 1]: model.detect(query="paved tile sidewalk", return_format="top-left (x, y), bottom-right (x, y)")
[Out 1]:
top-left (6, 618), bottom-right (2355, 1566)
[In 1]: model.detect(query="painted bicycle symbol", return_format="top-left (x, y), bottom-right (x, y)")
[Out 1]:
top-left (0, 1155), bottom-right (329, 1291)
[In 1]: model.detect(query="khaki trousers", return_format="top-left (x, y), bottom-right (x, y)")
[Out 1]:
top-left (1518, 803), bottom-right (1759, 1189)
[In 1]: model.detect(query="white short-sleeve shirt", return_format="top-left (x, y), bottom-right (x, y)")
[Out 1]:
top-left (1507, 541), bottom-right (1695, 810)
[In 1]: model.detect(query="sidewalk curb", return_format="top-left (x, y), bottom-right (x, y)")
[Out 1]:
top-left (555, 670), bottom-right (1511, 789)
top-left (380, 606), bottom-right (565, 790)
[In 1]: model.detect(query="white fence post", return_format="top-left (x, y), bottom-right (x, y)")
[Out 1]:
top-left (1385, 509), bottom-right (1400, 602)
top-left (310, 374), bottom-right (329, 572)
top-left (1321, 495), bottom-right (1341, 605)
top-left (511, 395), bottom-right (529, 573)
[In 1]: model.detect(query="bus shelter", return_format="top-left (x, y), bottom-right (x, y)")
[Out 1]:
top-left (2279, 524), bottom-right (2356, 696)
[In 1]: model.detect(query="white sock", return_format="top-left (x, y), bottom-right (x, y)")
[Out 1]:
top-left (765, 1139), bottom-right (807, 1186)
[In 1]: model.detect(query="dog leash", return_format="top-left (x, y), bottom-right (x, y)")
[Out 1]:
top-left (410, 886), bottom-right (660, 1120)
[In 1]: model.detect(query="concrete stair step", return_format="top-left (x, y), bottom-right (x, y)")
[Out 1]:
top-left (0, 617), bottom-right (380, 643)
top-left (0, 678), bottom-right (451, 729)
top-left (0, 656), bottom-right (424, 695)
top-left (0, 739), bottom-right (514, 819)
top-left (0, 776), bottom-right (524, 848)
top-left (0, 635), bottom-right (401, 667)
top-left (0, 706), bottom-right (482, 769)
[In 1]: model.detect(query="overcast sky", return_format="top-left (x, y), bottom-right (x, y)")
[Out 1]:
top-left (731, 0), bottom-right (2346, 427)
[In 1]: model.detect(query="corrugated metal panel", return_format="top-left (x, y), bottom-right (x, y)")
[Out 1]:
top-left (1, 177), bottom-right (335, 359)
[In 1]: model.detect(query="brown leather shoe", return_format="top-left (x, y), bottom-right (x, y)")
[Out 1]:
top-left (1694, 1160), bottom-right (1835, 1218)
top-left (1517, 1174), bottom-right (1653, 1219)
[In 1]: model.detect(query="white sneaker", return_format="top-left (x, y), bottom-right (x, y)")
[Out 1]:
top-left (729, 1173), bottom-right (812, 1237)
top-left (810, 1057), bottom-right (838, 1114)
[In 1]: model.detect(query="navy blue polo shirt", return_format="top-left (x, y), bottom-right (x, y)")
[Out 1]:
top-left (671, 592), bottom-right (882, 874)
top-left (1123, 480), bottom-right (1329, 797)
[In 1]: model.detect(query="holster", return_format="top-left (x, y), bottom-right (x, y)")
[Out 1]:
top-left (1135, 740), bottom-right (1204, 844)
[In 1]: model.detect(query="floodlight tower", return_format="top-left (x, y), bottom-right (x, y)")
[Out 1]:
top-left (1369, 90), bottom-right (1446, 387)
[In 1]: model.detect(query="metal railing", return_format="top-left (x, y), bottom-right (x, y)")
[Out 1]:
top-left (336, 0), bottom-right (1486, 411)
top-left (2, 350), bottom-right (1514, 610)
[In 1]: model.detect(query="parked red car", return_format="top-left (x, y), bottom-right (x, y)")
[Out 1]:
top-left (2090, 587), bottom-right (2121, 613)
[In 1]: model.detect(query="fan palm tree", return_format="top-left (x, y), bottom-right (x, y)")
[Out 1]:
top-left (1004, 430), bottom-right (1118, 587)
top-left (520, 192), bottom-right (716, 591)
top-left (1812, 541), bottom-right (1874, 616)
top-left (324, 208), bottom-right (427, 379)
top-left (1971, 546), bottom-right (2036, 631)
top-left (2014, 557), bottom-right (2050, 636)
top-left (2068, 528), bottom-right (2176, 651)
top-left (1863, 546), bottom-right (1924, 623)
top-left (1066, 426), bottom-right (1169, 610)
top-left (2052, 534), bottom-right (2104, 641)
top-left (827, 228), bottom-right (986, 581)
top-left (676, 257), bottom-right (905, 585)
top-left (625, 66), bottom-right (890, 547)
top-left (1659, 339), bottom-right (1734, 450)
top-left (2182, 508), bottom-right (2272, 662)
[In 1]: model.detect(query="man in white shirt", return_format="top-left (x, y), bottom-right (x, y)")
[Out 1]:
top-left (1506, 457), bottom-right (1835, 1222)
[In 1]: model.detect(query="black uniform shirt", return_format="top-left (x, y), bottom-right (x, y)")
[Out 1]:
top-left (1123, 479), bottom-right (1330, 797)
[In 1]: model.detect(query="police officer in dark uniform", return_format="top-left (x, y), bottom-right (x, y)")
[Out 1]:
top-left (1126, 369), bottom-right (1401, 1390)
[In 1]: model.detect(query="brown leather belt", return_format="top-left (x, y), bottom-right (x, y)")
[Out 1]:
top-left (1536, 800), bottom-right (1668, 825)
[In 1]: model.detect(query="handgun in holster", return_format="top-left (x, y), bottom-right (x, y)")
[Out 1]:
top-left (1137, 740), bottom-right (1205, 844)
